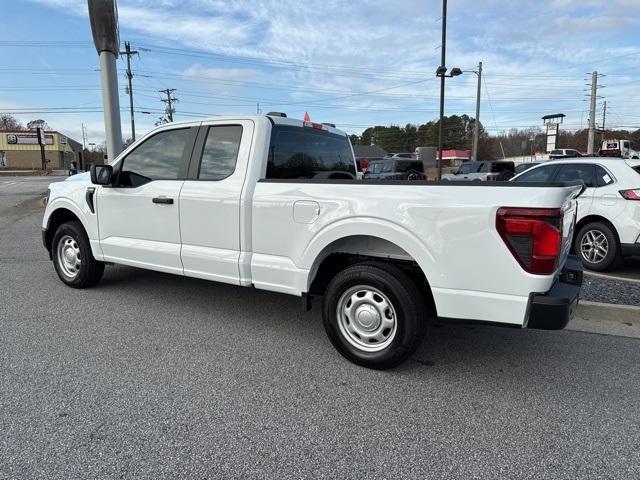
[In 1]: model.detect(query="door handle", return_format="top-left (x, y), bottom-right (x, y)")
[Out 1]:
top-left (152, 196), bottom-right (174, 205)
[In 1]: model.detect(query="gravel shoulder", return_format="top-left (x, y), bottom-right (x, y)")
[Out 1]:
top-left (580, 273), bottom-right (640, 307)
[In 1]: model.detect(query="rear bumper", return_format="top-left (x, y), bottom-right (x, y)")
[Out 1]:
top-left (621, 243), bottom-right (640, 256)
top-left (526, 255), bottom-right (583, 330)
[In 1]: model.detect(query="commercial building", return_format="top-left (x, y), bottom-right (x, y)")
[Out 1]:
top-left (0, 130), bottom-right (82, 170)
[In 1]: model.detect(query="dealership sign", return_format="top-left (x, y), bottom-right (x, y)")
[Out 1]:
top-left (6, 133), bottom-right (54, 145)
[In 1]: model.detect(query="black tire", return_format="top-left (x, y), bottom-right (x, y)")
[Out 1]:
top-left (575, 221), bottom-right (621, 272)
top-left (52, 221), bottom-right (105, 288)
top-left (322, 262), bottom-right (428, 369)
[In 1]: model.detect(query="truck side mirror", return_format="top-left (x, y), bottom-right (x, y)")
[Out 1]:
top-left (90, 164), bottom-right (113, 185)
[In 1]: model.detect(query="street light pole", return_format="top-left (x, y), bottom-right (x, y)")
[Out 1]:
top-left (471, 61), bottom-right (483, 162)
top-left (437, 0), bottom-right (447, 181)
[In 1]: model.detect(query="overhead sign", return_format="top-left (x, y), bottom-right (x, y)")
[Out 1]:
top-left (546, 123), bottom-right (559, 153)
top-left (88, 0), bottom-right (120, 56)
top-left (6, 133), bottom-right (54, 145)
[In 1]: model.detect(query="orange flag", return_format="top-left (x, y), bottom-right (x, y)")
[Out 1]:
top-left (304, 112), bottom-right (310, 121)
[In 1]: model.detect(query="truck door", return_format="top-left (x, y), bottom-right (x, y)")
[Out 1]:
top-left (179, 120), bottom-right (254, 285)
top-left (96, 125), bottom-right (198, 274)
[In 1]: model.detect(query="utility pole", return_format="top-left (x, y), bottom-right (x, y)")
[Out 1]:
top-left (436, 0), bottom-right (447, 180)
top-left (159, 88), bottom-right (178, 122)
top-left (80, 122), bottom-right (88, 170)
top-left (587, 71), bottom-right (598, 155)
top-left (600, 100), bottom-right (607, 145)
top-left (120, 41), bottom-right (138, 141)
top-left (81, 123), bottom-right (88, 150)
top-left (471, 61), bottom-right (483, 162)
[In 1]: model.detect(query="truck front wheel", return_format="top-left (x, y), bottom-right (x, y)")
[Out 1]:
top-left (52, 221), bottom-right (105, 288)
top-left (322, 263), bottom-right (427, 369)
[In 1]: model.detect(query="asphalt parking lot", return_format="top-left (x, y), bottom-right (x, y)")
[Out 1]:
top-left (1, 176), bottom-right (639, 479)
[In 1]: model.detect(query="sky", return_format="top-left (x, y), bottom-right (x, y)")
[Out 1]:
top-left (1, 0), bottom-right (639, 146)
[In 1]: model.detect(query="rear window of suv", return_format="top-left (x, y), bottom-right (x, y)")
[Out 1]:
top-left (266, 125), bottom-right (356, 180)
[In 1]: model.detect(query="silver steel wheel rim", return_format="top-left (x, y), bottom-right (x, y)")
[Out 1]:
top-left (336, 285), bottom-right (398, 353)
top-left (56, 235), bottom-right (82, 279)
top-left (580, 229), bottom-right (609, 264)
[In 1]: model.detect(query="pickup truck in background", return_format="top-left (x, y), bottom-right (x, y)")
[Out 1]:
top-left (441, 160), bottom-right (515, 181)
top-left (42, 114), bottom-right (583, 369)
top-left (599, 139), bottom-right (640, 159)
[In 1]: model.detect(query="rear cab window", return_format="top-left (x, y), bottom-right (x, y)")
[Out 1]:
top-left (395, 161), bottom-right (423, 172)
top-left (491, 162), bottom-right (514, 173)
top-left (266, 124), bottom-right (356, 180)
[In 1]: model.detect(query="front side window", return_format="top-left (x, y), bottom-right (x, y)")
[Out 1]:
top-left (120, 128), bottom-right (190, 186)
top-left (458, 162), bottom-right (480, 174)
top-left (555, 163), bottom-right (595, 188)
top-left (198, 125), bottom-right (242, 180)
top-left (513, 165), bottom-right (556, 183)
top-left (266, 125), bottom-right (355, 180)
top-left (381, 160), bottom-right (393, 173)
top-left (366, 162), bottom-right (380, 174)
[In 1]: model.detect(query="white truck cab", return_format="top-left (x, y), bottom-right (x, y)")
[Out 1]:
top-left (43, 114), bottom-right (583, 369)
top-left (600, 139), bottom-right (640, 159)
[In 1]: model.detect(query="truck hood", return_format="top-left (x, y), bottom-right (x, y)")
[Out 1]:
top-left (65, 171), bottom-right (91, 183)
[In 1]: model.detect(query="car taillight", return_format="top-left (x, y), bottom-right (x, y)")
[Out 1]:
top-left (496, 207), bottom-right (564, 275)
top-left (619, 189), bottom-right (640, 200)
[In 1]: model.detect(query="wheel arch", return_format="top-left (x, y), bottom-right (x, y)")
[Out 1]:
top-left (574, 214), bottom-right (620, 244)
top-left (304, 229), bottom-right (438, 316)
top-left (43, 205), bottom-right (86, 259)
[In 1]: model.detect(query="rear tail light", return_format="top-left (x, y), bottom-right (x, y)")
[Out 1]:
top-left (619, 189), bottom-right (640, 200)
top-left (496, 207), bottom-right (564, 275)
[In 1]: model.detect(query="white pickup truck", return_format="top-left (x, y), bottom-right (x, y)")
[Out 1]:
top-left (42, 114), bottom-right (583, 369)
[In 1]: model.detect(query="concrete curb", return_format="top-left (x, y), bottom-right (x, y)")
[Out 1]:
top-left (584, 270), bottom-right (640, 284)
top-left (568, 301), bottom-right (640, 339)
top-left (576, 300), bottom-right (640, 324)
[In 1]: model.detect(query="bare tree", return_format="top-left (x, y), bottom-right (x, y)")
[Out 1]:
top-left (0, 114), bottom-right (24, 131)
top-left (26, 119), bottom-right (50, 131)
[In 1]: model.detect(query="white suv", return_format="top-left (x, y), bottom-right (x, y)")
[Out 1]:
top-left (512, 157), bottom-right (640, 271)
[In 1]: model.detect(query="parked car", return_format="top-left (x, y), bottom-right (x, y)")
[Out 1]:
top-left (514, 162), bottom-right (540, 175)
top-left (511, 157), bottom-right (640, 271)
top-left (363, 159), bottom-right (426, 180)
top-left (43, 114), bottom-right (582, 369)
top-left (441, 160), bottom-right (515, 181)
top-left (549, 149), bottom-right (582, 160)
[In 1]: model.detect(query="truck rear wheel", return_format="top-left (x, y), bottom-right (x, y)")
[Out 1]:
top-left (52, 221), bottom-right (104, 288)
top-left (322, 263), bottom-right (427, 369)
